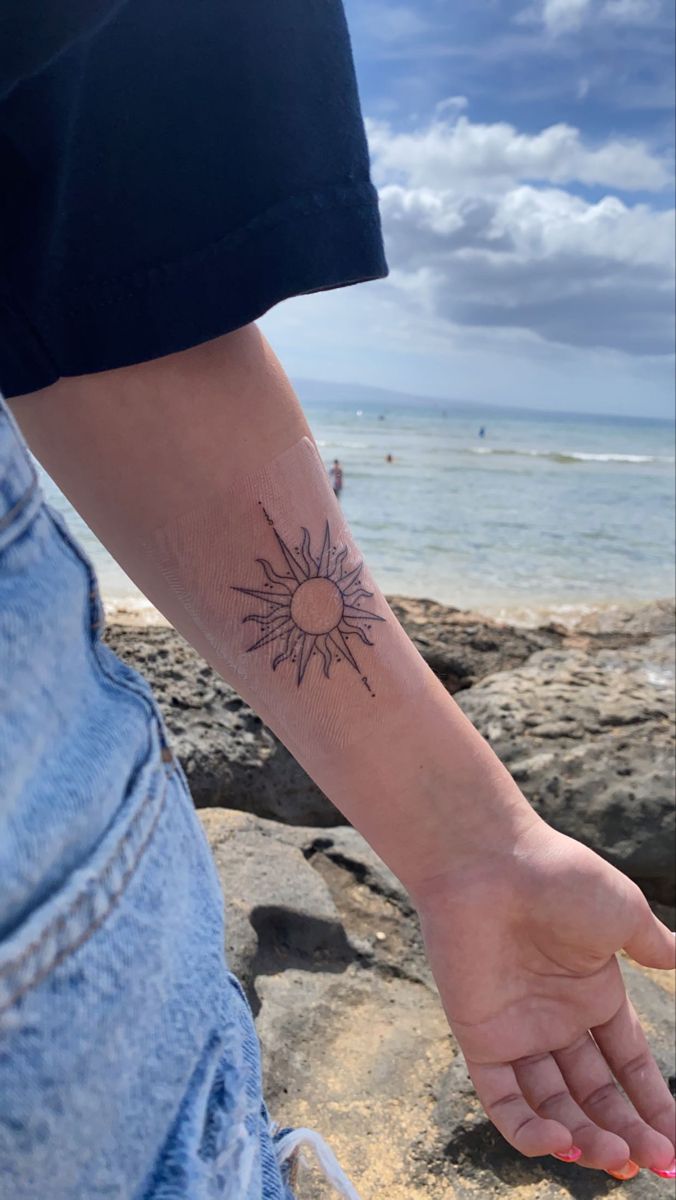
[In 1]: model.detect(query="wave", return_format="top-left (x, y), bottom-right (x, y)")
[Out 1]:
top-left (468, 447), bottom-right (674, 465)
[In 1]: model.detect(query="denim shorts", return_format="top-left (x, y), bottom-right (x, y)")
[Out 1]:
top-left (0, 396), bottom-right (360, 1200)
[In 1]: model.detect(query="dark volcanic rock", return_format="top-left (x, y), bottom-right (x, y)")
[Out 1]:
top-left (107, 600), bottom-right (676, 901)
top-left (105, 599), bottom-right (561, 821)
top-left (557, 598), bottom-right (676, 647)
top-left (198, 808), bottom-right (426, 1008)
top-left (458, 635), bottom-right (676, 903)
top-left (388, 595), bottom-right (560, 691)
top-left (105, 625), bottom-right (340, 825)
top-left (201, 809), bottom-right (351, 1000)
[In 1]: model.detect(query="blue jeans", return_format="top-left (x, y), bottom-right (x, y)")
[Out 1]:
top-left (0, 397), bottom-right (359, 1199)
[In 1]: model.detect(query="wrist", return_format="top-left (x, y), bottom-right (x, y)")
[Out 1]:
top-left (406, 792), bottom-right (545, 913)
top-left (292, 668), bottom-right (543, 900)
top-left (403, 764), bottom-right (544, 909)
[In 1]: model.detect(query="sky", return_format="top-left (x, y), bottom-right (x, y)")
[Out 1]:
top-left (260, 0), bottom-right (675, 418)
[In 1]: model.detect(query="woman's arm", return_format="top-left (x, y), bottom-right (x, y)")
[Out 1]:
top-left (11, 326), bottom-right (676, 1179)
top-left (11, 325), bottom-right (534, 890)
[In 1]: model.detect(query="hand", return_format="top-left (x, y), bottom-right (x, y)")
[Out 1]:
top-left (413, 819), bottom-right (676, 1178)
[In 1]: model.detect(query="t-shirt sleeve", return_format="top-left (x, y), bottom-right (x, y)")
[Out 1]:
top-left (0, 1), bottom-right (127, 100)
top-left (0, 0), bottom-right (388, 397)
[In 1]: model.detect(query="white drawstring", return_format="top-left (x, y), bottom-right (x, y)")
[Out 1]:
top-left (274, 1126), bottom-right (363, 1200)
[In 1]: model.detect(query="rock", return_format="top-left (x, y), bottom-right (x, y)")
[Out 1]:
top-left (105, 625), bottom-right (339, 825)
top-left (256, 968), bottom-right (454, 1200)
top-left (105, 601), bottom-right (561, 821)
top-left (107, 600), bottom-right (676, 901)
top-left (388, 595), bottom-right (560, 691)
top-left (556, 598), bottom-right (676, 646)
top-left (257, 968), bottom-right (674, 1200)
top-left (104, 600), bottom-right (564, 823)
top-left (199, 808), bottom-right (676, 1200)
top-left (458, 637), bottom-right (676, 903)
top-left (198, 809), bottom-right (426, 1005)
top-left (200, 809), bottom-right (352, 997)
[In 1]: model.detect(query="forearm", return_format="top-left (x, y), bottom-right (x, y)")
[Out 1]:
top-left (11, 328), bottom-right (539, 896)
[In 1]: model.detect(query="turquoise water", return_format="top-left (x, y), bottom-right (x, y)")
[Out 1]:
top-left (40, 395), bottom-right (675, 617)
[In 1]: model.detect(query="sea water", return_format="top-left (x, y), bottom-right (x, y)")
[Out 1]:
top-left (38, 394), bottom-right (675, 619)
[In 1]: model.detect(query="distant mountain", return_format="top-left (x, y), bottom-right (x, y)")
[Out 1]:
top-left (292, 377), bottom-right (674, 426)
top-left (293, 378), bottom-right (472, 411)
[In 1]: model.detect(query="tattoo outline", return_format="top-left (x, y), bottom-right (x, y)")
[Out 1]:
top-left (233, 509), bottom-right (383, 693)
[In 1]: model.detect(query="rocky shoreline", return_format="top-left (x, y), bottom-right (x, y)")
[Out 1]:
top-left (106, 597), bottom-right (675, 1199)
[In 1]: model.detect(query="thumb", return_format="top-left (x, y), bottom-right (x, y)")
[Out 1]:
top-left (623, 896), bottom-right (676, 969)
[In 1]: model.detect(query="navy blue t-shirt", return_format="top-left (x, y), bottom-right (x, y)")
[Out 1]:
top-left (0, 1), bottom-right (388, 396)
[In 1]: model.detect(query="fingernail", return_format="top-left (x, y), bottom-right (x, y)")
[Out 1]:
top-left (650, 1158), bottom-right (676, 1179)
top-left (606, 1161), bottom-right (640, 1181)
top-left (553, 1146), bottom-right (583, 1162)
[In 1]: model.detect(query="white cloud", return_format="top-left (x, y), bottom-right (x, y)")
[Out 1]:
top-left (367, 109), bottom-right (675, 355)
top-left (434, 96), bottom-right (469, 118)
top-left (260, 279), bottom-right (675, 418)
top-left (530, 0), bottom-right (665, 31)
top-left (352, 3), bottom-right (429, 43)
top-left (543, 0), bottom-right (593, 33)
top-left (601, 0), bottom-right (662, 22)
top-left (366, 111), bottom-right (672, 192)
top-left (380, 183), bottom-right (672, 269)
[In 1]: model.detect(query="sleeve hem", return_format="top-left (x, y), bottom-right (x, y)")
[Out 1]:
top-left (0, 181), bottom-right (388, 397)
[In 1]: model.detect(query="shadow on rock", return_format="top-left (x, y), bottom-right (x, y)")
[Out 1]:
top-left (440, 1120), bottom-right (619, 1198)
top-left (247, 906), bottom-right (360, 1015)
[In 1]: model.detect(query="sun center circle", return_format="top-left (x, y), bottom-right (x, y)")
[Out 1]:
top-left (290, 578), bottom-right (344, 635)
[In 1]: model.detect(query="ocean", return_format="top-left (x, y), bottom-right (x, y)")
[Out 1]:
top-left (38, 391), bottom-right (675, 622)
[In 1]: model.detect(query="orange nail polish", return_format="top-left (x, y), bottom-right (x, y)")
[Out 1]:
top-left (606, 1161), bottom-right (640, 1181)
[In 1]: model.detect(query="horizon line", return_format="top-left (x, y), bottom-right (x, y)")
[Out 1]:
top-left (293, 376), bottom-right (676, 425)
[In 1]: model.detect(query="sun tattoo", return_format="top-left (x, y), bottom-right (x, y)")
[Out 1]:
top-left (232, 509), bottom-right (384, 691)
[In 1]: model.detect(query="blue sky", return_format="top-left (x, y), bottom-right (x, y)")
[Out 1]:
top-left (260, 0), bottom-right (675, 417)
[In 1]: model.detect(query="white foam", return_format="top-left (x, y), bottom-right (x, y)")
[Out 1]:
top-left (467, 447), bottom-right (673, 465)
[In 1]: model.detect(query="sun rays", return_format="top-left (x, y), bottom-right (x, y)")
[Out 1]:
top-left (233, 518), bottom-right (384, 688)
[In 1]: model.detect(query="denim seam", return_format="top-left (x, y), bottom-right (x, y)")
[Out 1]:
top-left (45, 505), bottom-right (109, 636)
top-left (45, 506), bottom-right (166, 741)
top-left (0, 471), bottom-right (39, 535)
top-left (0, 765), bottom-right (171, 1014)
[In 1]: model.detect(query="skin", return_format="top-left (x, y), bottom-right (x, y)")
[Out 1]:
top-left (10, 324), bottom-right (676, 1179)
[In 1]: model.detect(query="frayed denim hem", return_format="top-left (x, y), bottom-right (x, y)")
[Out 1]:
top-left (271, 1122), bottom-right (362, 1200)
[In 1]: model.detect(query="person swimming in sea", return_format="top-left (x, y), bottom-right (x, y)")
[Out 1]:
top-left (329, 458), bottom-right (343, 498)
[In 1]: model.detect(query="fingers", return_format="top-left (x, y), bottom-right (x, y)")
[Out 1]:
top-left (467, 1060), bottom-right (575, 1159)
top-left (554, 1023), bottom-right (675, 1172)
top-left (471, 997), bottom-right (675, 1175)
top-left (592, 995), bottom-right (676, 1163)
top-left (514, 1049), bottom-right (631, 1171)
top-left (624, 900), bottom-right (676, 970)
